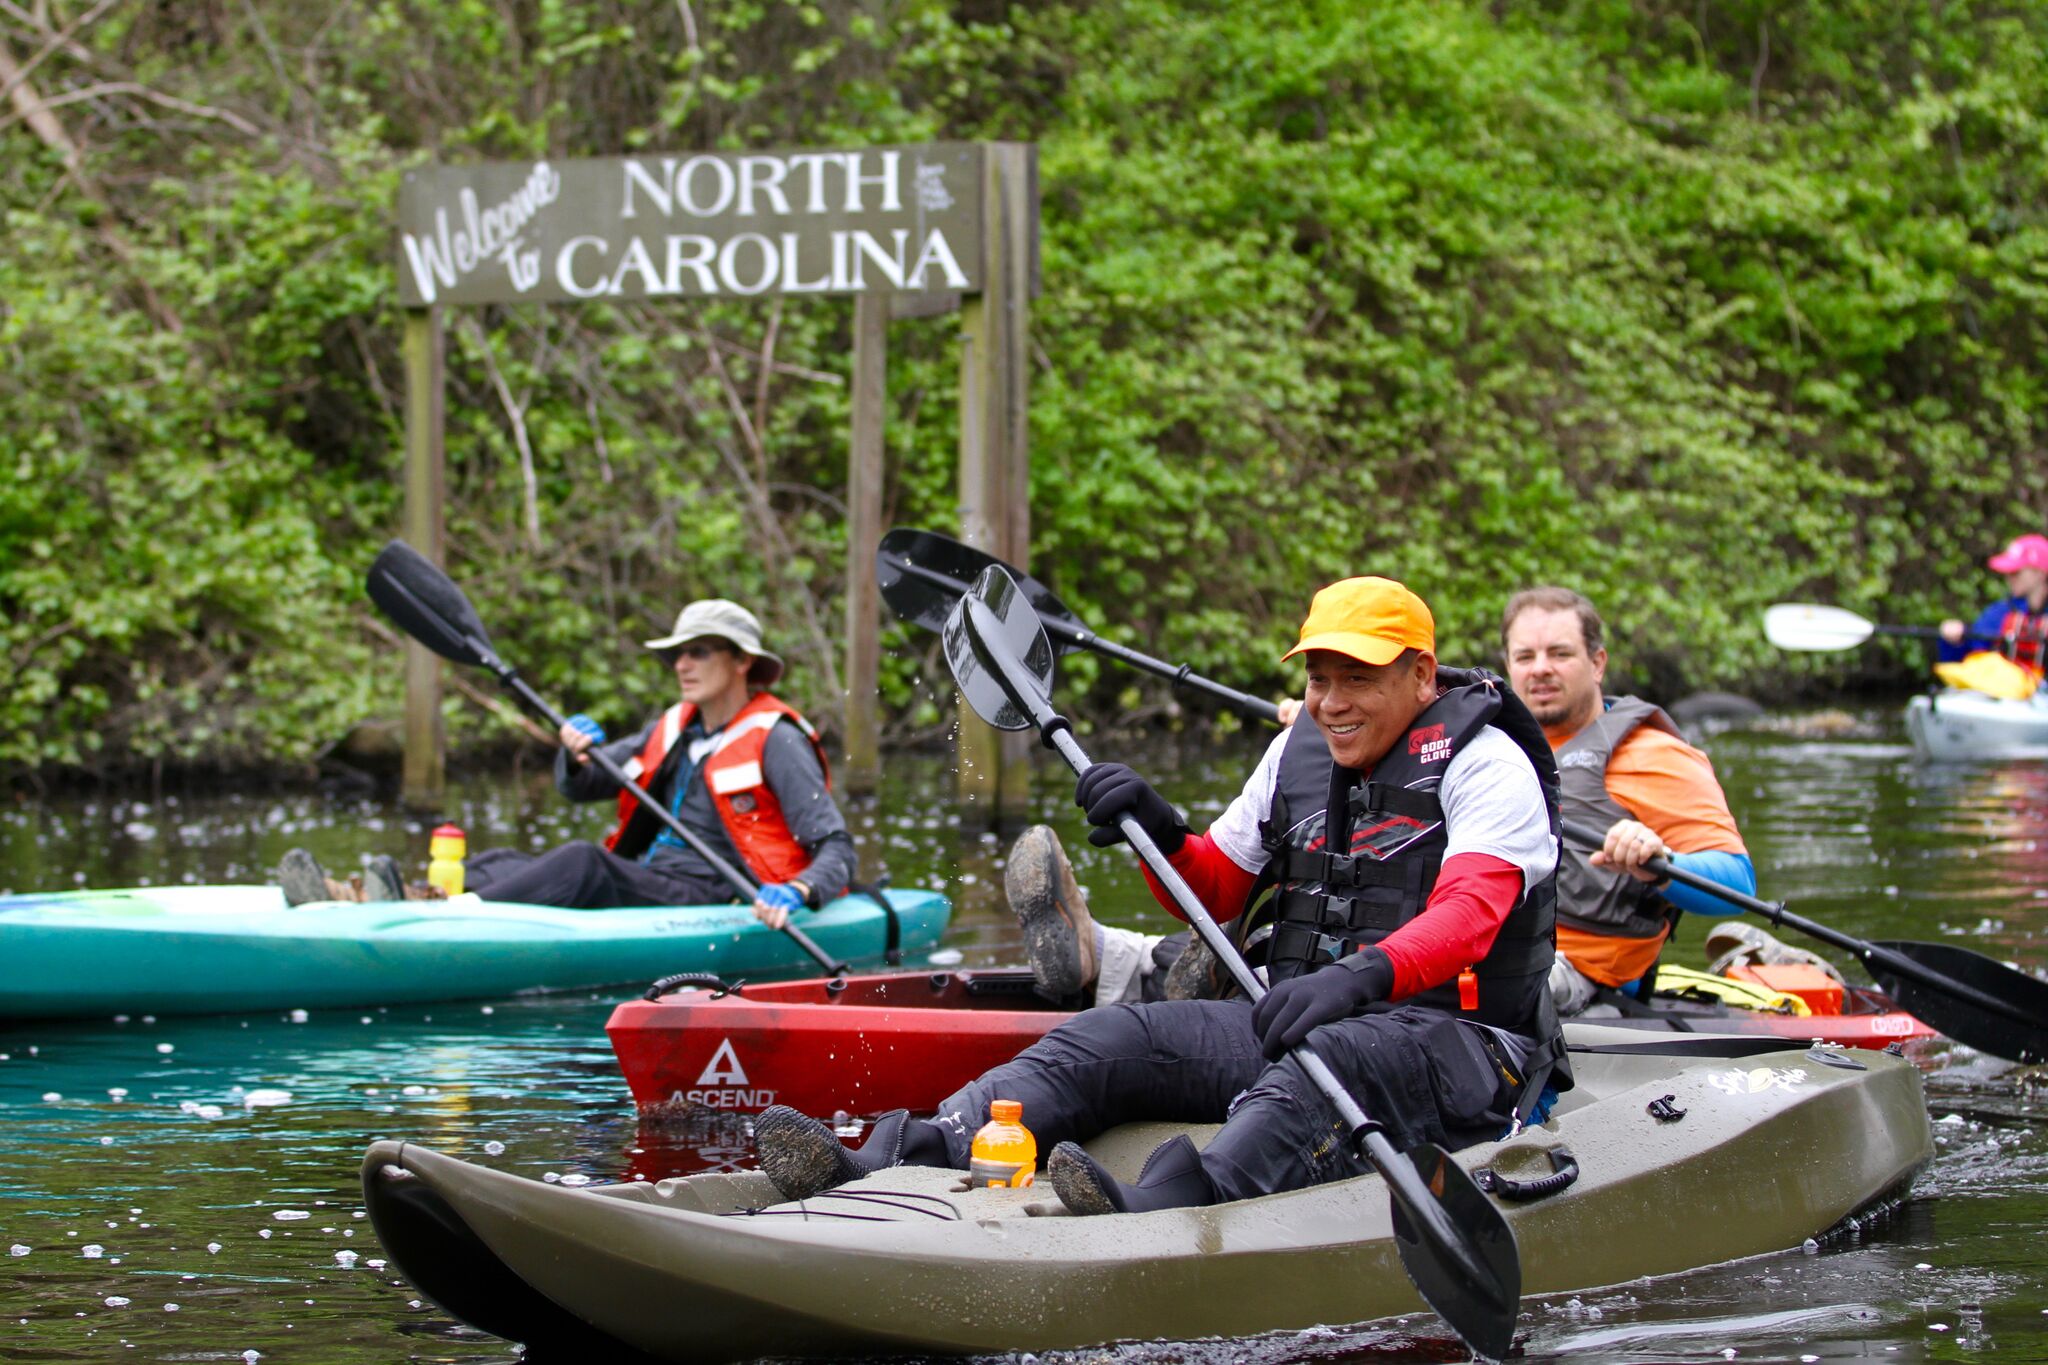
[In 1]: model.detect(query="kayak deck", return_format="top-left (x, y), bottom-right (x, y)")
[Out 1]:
top-left (1905, 687), bottom-right (2048, 760)
top-left (0, 884), bottom-right (950, 1018)
top-left (606, 964), bottom-right (1936, 1118)
top-left (366, 1024), bottom-right (1932, 1361)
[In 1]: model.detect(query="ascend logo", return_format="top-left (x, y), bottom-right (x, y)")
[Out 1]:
top-left (697, 1038), bottom-right (749, 1086)
top-left (675, 1037), bottom-right (776, 1109)
top-left (1408, 724), bottom-right (1452, 764)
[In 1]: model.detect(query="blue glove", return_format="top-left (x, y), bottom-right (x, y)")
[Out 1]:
top-left (566, 714), bottom-right (606, 745)
top-left (756, 882), bottom-right (807, 914)
top-left (1074, 762), bottom-right (1188, 853)
top-left (1250, 950), bottom-right (1394, 1061)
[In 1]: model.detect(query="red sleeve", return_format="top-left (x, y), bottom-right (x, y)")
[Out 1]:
top-left (1137, 832), bottom-right (1260, 925)
top-left (1374, 852), bottom-right (1525, 1000)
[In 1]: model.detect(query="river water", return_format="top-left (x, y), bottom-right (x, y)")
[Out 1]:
top-left (1, 709), bottom-right (2043, 1363)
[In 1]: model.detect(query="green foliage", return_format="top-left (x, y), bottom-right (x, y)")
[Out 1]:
top-left (2, 0), bottom-right (2044, 777)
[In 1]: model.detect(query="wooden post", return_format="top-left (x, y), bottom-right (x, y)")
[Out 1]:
top-left (842, 293), bottom-right (887, 794)
top-left (956, 143), bottom-right (1039, 831)
top-left (401, 307), bottom-right (447, 809)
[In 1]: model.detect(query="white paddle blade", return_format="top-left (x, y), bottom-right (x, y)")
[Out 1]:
top-left (1764, 603), bottom-right (1877, 652)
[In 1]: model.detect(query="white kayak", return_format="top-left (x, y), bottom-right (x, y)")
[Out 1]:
top-left (1905, 687), bottom-right (2048, 761)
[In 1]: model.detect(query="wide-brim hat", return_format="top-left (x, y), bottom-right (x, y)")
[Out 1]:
top-left (1280, 576), bottom-right (1435, 667)
top-left (1987, 533), bottom-right (2048, 575)
top-left (645, 599), bottom-right (785, 686)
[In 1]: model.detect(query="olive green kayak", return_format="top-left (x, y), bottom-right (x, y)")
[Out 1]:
top-left (362, 1024), bottom-right (1932, 1359)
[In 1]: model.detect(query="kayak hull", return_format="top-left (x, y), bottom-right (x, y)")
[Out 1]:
top-left (0, 885), bottom-right (949, 1019)
top-left (365, 1026), bottom-right (1932, 1360)
top-left (1905, 687), bottom-right (2048, 761)
top-left (605, 966), bottom-right (1935, 1118)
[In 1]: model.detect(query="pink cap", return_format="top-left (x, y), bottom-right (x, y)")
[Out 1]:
top-left (1987, 533), bottom-right (2048, 574)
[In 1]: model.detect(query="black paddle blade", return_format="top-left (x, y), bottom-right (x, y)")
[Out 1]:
top-left (1387, 1143), bottom-right (1522, 1361)
top-left (940, 565), bottom-right (1058, 733)
top-left (1867, 940), bottom-right (2048, 1064)
top-left (365, 540), bottom-right (495, 669)
top-left (877, 528), bottom-right (1083, 654)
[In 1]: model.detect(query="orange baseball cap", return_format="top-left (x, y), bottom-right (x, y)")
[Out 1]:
top-left (1281, 577), bottom-right (1435, 667)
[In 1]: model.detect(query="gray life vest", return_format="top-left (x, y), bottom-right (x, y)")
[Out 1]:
top-left (1251, 667), bottom-right (1561, 1038)
top-left (1554, 696), bottom-right (1682, 943)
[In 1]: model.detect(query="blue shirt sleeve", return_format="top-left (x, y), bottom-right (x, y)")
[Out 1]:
top-left (1662, 849), bottom-right (1756, 916)
top-left (1939, 598), bottom-right (2016, 662)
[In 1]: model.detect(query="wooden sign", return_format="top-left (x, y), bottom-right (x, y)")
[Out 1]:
top-left (397, 143), bottom-right (984, 306)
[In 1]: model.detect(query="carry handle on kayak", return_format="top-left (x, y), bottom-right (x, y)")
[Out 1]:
top-left (942, 564), bottom-right (1521, 1363)
top-left (364, 540), bottom-right (851, 976)
top-left (1560, 820), bottom-right (2046, 1064)
top-left (877, 527), bottom-right (1283, 726)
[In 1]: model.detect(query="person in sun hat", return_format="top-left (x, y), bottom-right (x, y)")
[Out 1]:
top-left (1938, 533), bottom-right (2048, 675)
top-left (276, 599), bottom-right (853, 916)
top-left (752, 575), bottom-right (1570, 1216)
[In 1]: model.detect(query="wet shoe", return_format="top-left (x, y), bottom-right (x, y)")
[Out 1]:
top-left (1705, 922), bottom-right (1845, 985)
top-left (1161, 935), bottom-right (1229, 1001)
top-left (362, 854), bottom-right (407, 903)
top-left (1048, 1134), bottom-right (1215, 1216)
top-left (1006, 826), bottom-right (1098, 998)
top-left (754, 1106), bottom-right (913, 1201)
top-left (277, 849), bottom-right (333, 907)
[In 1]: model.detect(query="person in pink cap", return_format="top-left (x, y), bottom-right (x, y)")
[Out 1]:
top-left (1939, 533), bottom-right (2048, 672)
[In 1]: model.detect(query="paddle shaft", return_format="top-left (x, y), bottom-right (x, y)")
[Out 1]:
top-left (888, 554), bottom-right (1283, 724)
top-left (1560, 820), bottom-right (2032, 1029)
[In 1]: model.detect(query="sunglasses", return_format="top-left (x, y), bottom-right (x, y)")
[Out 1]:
top-left (661, 643), bottom-right (731, 664)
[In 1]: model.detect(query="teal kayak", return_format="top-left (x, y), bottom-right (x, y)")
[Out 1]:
top-left (0, 885), bottom-right (949, 1019)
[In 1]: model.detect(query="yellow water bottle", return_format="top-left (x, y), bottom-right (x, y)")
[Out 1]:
top-left (968, 1099), bottom-right (1037, 1188)
top-left (428, 823), bottom-right (466, 896)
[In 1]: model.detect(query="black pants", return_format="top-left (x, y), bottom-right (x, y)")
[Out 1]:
top-left (929, 999), bottom-right (1521, 1202)
top-left (464, 841), bottom-right (731, 909)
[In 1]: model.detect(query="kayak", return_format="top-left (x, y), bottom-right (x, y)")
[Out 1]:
top-left (605, 964), bottom-right (1936, 1119)
top-left (364, 1024), bottom-right (1933, 1360)
top-left (1905, 686), bottom-right (2048, 760)
top-left (0, 885), bottom-right (949, 1019)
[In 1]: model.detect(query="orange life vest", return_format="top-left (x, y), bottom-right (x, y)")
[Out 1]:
top-left (603, 692), bottom-right (832, 887)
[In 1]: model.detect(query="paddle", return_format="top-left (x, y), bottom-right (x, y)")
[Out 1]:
top-left (877, 527), bottom-right (1284, 725)
top-left (943, 564), bottom-right (1520, 1362)
top-left (1561, 820), bottom-right (2047, 1064)
top-left (364, 540), bottom-right (850, 975)
top-left (1764, 603), bottom-right (2001, 652)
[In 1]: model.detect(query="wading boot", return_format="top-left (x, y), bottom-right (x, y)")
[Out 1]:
top-left (754, 1107), bottom-right (949, 1201)
top-left (277, 849), bottom-right (335, 907)
top-left (1048, 1134), bottom-right (1216, 1216)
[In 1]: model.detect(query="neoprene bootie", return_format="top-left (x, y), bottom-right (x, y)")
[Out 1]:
top-left (753, 1107), bottom-right (951, 1201)
top-left (1048, 1134), bottom-right (1217, 1216)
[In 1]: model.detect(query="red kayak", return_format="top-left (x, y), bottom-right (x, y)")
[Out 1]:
top-left (606, 966), bottom-right (1938, 1119)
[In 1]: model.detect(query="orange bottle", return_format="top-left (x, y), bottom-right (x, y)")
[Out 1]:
top-left (427, 823), bottom-right (467, 896)
top-left (969, 1099), bottom-right (1037, 1188)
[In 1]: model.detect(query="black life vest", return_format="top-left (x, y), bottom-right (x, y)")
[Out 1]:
top-left (1553, 695), bottom-right (1681, 942)
top-left (1253, 667), bottom-right (1561, 1037)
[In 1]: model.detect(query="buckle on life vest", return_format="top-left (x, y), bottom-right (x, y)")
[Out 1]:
top-left (1457, 968), bottom-right (1479, 1012)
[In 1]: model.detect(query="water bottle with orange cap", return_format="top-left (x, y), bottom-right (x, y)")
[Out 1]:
top-left (427, 823), bottom-right (467, 897)
top-left (968, 1099), bottom-right (1037, 1188)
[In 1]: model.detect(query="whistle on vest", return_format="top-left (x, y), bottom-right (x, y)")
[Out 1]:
top-left (1457, 968), bottom-right (1479, 1012)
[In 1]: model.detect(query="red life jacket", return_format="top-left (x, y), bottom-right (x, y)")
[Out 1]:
top-left (602, 692), bottom-right (832, 887)
top-left (1993, 604), bottom-right (2047, 671)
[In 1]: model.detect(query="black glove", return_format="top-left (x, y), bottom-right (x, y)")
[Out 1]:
top-left (1074, 762), bottom-right (1189, 853)
top-left (1251, 950), bottom-right (1394, 1061)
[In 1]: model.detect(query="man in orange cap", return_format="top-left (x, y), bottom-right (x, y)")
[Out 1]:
top-left (1939, 533), bottom-right (2048, 674)
top-left (754, 576), bottom-right (1567, 1215)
